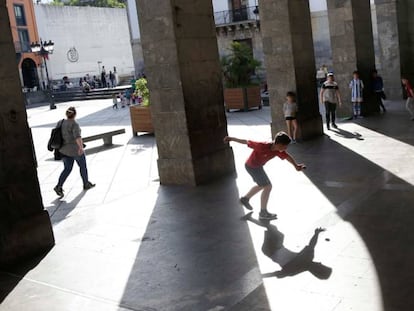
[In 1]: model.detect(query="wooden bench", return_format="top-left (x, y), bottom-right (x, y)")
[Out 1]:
top-left (83, 129), bottom-right (125, 146)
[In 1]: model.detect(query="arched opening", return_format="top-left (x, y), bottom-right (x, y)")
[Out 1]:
top-left (21, 58), bottom-right (39, 89)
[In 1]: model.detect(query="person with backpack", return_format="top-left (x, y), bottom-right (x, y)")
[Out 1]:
top-left (53, 107), bottom-right (95, 197)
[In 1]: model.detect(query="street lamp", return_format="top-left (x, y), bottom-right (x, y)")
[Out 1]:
top-left (30, 40), bottom-right (54, 88)
top-left (30, 39), bottom-right (56, 109)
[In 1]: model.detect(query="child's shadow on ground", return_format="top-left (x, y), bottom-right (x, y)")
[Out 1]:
top-left (243, 212), bottom-right (332, 280)
top-left (331, 127), bottom-right (364, 140)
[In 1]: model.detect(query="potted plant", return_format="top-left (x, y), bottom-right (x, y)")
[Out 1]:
top-left (129, 77), bottom-right (154, 135)
top-left (221, 41), bottom-right (262, 112)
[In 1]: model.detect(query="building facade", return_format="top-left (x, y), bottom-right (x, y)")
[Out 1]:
top-left (34, 5), bottom-right (135, 85)
top-left (6, 0), bottom-right (42, 89)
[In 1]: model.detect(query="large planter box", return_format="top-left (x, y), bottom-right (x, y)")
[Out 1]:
top-left (129, 105), bottom-right (154, 135)
top-left (224, 86), bottom-right (262, 112)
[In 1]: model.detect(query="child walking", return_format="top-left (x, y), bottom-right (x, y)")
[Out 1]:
top-left (349, 71), bottom-right (364, 118)
top-left (112, 93), bottom-right (118, 109)
top-left (283, 91), bottom-right (298, 143)
top-left (224, 132), bottom-right (306, 220)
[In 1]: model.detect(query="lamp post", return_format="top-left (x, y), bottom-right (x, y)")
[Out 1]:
top-left (30, 40), bottom-right (56, 109)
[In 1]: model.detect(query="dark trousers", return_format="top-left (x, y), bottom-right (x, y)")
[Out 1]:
top-left (375, 92), bottom-right (386, 112)
top-left (324, 102), bottom-right (337, 125)
top-left (58, 154), bottom-right (88, 187)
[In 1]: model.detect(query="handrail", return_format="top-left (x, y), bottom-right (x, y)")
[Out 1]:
top-left (214, 6), bottom-right (259, 25)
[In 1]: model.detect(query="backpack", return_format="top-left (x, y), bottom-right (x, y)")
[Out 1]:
top-left (47, 119), bottom-right (64, 151)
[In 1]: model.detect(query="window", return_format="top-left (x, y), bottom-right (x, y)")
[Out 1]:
top-left (18, 29), bottom-right (30, 52)
top-left (234, 39), bottom-right (253, 52)
top-left (14, 5), bottom-right (26, 26)
top-left (231, 1), bottom-right (248, 22)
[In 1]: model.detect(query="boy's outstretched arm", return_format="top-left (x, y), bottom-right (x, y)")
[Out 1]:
top-left (285, 153), bottom-right (306, 171)
top-left (223, 136), bottom-right (248, 144)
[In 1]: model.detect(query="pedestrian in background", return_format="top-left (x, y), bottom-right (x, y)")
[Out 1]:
top-left (371, 70), bottom-right (387, 113)
top-left (109, 71), bottom-right (116, 88)
top-left (320, 73), bottom-right (342, 130)
top-left (283, 91), bottom-right (298, 143)
top-left (101, 66), bottom-right (107, 88)
top-left (349, 71), bottom-right (364, 119)
top-left (401, 77), bottom-right (414, 121)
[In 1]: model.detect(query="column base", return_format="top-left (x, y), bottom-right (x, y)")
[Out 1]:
top-left (271, 114), bottom-right (323, 141)
top-left (158, 147), bottom-right (236, 186)
top-left (297, 114), bottom-right (324, 140)
top-left (0, 210), bottom-right (55, 267)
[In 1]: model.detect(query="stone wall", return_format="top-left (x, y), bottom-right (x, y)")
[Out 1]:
top-left (216, 10), bottom-right (338, 80)
top-left (216, 26), bottom-right (265, 79)
top-left (34, 5), bottom-right (135, 80)
top-left (311, 11), bottom-right (332, 68)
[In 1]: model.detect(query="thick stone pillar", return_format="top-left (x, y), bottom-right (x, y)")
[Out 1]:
top-left (327, 0), bottom-right (377, 116)
top-left (259, 0), bottom-right (323, 140)
top-left (0, 1), bottom-right (54, 265)
top-left (396, 0), bottom-right (414, 83)
top-left (136, 0), bottom-right (235, 185)
top-left (374, 0), bottom-right (402, 99)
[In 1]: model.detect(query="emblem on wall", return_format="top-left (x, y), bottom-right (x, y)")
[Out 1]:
top-left (67, 47), bottom-right (79, 62)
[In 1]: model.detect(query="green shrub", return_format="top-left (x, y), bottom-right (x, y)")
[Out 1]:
top-left (221, 41), bottom-right (261, 88)
top-left (134, 78), bottom-right (150, 106)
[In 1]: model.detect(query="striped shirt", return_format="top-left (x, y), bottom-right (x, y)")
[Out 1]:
top-left (322, 81), bottom-right (339, 103)
top-left (349, 79), bottom-right (364, 102)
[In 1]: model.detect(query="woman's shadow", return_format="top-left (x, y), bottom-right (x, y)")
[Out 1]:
top-left (242, 212), bottom-right (332, 280)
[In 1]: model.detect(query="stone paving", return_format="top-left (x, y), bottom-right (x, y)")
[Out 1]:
top-left (0, 99), bottom-right (414, 311)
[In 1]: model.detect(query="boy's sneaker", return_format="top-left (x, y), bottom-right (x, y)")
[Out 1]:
top-left (240, 197), bottom-right (253, 210)
top-left (332, 123), bottom-right (338, 129)
top-left (259, 210), bottom-right (277, 220)
top-left (54, 186), bottom-right (64, 198)
top-left (83, 182), bottom-right (96, 190)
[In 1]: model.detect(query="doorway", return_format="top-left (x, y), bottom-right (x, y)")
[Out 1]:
top-left (21, 58), bottom-right (39, 89)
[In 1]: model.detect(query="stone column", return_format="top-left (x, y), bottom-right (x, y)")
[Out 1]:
top-left (259, 0), bottom-right (323, 140)
top-left (374, 0), bottom-right (402, 99)
top-left (136, 0), bottom-right (235, 185)
top-left (0, 2), bottom-right (54, 265)
top-left (396, 0), bottom-right (414, 83)
top-left (327, 0), bottom-right (377, 116)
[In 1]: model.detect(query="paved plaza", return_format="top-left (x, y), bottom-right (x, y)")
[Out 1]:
top-left (0, 99), bottom-right (414, 311)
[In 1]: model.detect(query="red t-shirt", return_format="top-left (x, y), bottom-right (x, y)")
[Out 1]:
top-left (405, 81), bottom-right (414, 98)
top-left (245, 141), bottom-right (288, 168)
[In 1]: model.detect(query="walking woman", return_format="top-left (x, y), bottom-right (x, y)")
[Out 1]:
top-left (54, 107), bottom-right (95, 197)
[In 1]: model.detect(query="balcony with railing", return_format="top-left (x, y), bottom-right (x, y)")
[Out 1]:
top-left (214, 6), bottom-right (260, 26)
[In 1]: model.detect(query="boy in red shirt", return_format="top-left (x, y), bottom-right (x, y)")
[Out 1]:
top-left (224, 131), bottom-right (306, 220)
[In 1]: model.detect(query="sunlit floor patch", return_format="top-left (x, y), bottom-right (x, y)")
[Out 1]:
top-left (327, 122), bottom-right (414, 185)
